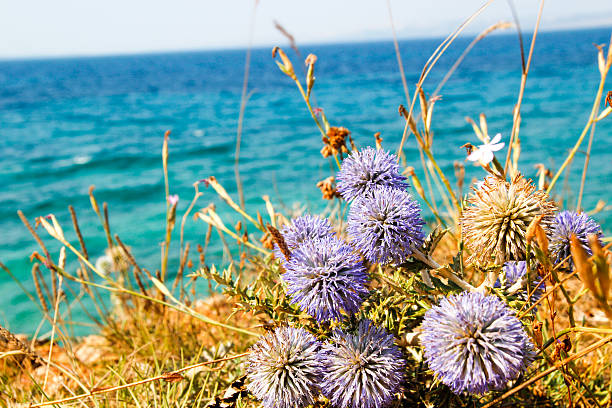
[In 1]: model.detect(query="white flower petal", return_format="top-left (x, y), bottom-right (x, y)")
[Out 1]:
top-left (467, 150), bottom-right (482, 162)
top-left (479, 149), bottom-right (494, 165)
top-left (489, 142), bottom-right (505, 152)
top-left (490, 133), bottom-right (502, 144)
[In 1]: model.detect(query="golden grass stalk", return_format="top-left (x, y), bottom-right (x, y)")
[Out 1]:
top-left (503, 0), bottom-right (545, 176)
top-left (29, 352), bottom-right (251, 408)
top-left (547, 34), bottom-right (612, 194)
top-left (482, 335), bottom-right (612, 408)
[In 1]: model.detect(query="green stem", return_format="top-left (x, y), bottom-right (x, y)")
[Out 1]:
top-left (294, 80), bottom-right (326, 138)
top-left (422, 147), bottom-right (461, 212)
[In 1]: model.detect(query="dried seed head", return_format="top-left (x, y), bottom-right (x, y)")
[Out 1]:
top-left (316, 176), bottom-right (341, 200)
top-left (461, 174), bottom-right (556, 265)
top-left (267, 224), bottom-right (291, 261)
top-left (260, 231), bottom-right (275, 250)
top-left (321, 127), bottom-right (350, 158)
top-left (374, 132), bottom-right (383, 150)
top-left (532, 320), bottom-right (543, 349)
top-left (398, 104), bottom-right (408, 119)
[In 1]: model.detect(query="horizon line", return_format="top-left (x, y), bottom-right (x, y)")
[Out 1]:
top-left (1, 24), bottom-right (609, 63)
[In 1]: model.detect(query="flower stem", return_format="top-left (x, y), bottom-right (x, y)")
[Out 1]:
top-left (411, 247), bottom-right (475, 291)
top-left (547, 36), bottom-right (611, 193)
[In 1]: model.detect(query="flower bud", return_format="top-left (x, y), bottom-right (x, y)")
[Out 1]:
top-left (374, 132), bottom-right (383, 150)
top-left (406, 167), bottom-right (426, 200)
top-left (272, 46), bottom-right (296, 80)
top-left (305, 54), bottom-right (317, 98)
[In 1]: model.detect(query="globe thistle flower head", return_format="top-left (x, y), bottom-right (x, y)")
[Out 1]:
top-left (273, 214), bottom-right (335, 264)
top-left (246, 326), bottom-right (323, 408)
top-left (495, 261), bottom-right (545, 305)
top-left (283, 235), bottom-right (369, 322)
top-left (550, 210), bottom-right (603, 272)
top-left (347, 185), bottom-right (425, 264)
top-left (461, 174), bottom-right (556, 265)
top-left (336, 147), bottom-right (408, 202)
top-left (421, 292), bottom-right (534, 395)
top-left (321, 320), bottom-right (405, 408)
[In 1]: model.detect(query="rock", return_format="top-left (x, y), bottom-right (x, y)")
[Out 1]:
top-left (74, 335), bottom-right (110, 365)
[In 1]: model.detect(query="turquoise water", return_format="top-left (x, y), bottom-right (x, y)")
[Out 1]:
top-left (1, 28), bottom-right (611, 333)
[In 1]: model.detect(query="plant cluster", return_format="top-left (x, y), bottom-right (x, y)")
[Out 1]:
top-left (2, 16), bottom-right (612, 408)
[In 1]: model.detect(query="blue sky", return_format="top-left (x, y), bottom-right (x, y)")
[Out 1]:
top-left (1, 0), bottom-right (611, 58)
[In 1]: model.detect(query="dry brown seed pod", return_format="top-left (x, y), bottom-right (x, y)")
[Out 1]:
top-left (316, 176), bottom-right (340, 200)
top-left (267, 224), bottom-right (290, 260)
top-left (321, 126), bottom-right (350, 158)
top-left (461, 174), bottom-right (556, 265)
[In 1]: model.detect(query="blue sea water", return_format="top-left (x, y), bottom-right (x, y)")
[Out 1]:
top-left (1, 28), bottom-right (611, 334)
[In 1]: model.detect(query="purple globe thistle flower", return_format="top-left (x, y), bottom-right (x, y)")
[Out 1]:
top-left (321, 320), bottom-right (405, 408)
top-left (347, 185), bottom-right (425, 264)
top-left (336, 147), bottom-right (408, 202)
top-left (550, 210), bottom-right (603, 272)
top-left (246, 326), bottom-right (324, 408)
top-left (283, 235), bottom-right (369, 322)
top-left (273, 214), bottom-right (335, 264)
top-left (495, 261), bottom-right (545, 305)
top-left (421, 292), bottom-right (534, 395)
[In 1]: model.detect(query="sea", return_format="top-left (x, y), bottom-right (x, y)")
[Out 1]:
top-left (1, 28), bottom-right (611, 334)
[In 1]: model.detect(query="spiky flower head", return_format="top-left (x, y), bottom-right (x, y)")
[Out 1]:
top-left (246, 326), bottom-right (323, 408)
top-left (461, 174), bottom-right (556, 265)
top-left (273, 214), bottom-right (335, 264)
top-left (347, 185), bottom-right (424, 264)
top-left (321, 320), bottom-right (405, 408)
top-left (336, 147), bottom-right (408, 202)
top-left (495, 261), bottom-right (545, 305)
top-left (421, 291), bottom-right (534, 395)
top-left (283, 235), bottom-right (369, 322)
top-left (550, 210), bottom-right (603, 272)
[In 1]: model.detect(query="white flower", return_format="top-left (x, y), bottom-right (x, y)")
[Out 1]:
top-left (95, 254), bottom-right (112, 276)
top-left (467, 133), bottom-right (505, 165)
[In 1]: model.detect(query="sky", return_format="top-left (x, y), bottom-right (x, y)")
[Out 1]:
top-left (0, 0), bottom-right (611, 59)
